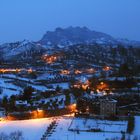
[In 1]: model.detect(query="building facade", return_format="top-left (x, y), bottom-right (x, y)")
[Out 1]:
top-left (100, 99), bottom-right (117, 116)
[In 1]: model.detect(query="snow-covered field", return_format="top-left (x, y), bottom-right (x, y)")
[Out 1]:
top-left (0, 118), bottom-right (52, 140)
top-left (48, 82), bottom-right (69, 89)
top-left (0, 74), bottom-right (70, 98)
top-left (0, 75), bottom-right (51, 97)
top-left (0, 115), bottom-right (139, 140)
top-left (133, 116), bottom-right (140, 136)
top-left (49, 117), bottom-right (122, 140)
top-left (0, 77), bottom-right (22, 97)
top-left (69, 118), bottom-right (127, 133)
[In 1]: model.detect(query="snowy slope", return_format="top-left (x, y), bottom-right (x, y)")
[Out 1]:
top-left (0, 78), bottom-right (22, 97)
top-left (0, 40), bottom-right (46, 60)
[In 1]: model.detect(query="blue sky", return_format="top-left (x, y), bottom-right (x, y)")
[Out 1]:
top-left (0, 0), bottom-right (140, 43)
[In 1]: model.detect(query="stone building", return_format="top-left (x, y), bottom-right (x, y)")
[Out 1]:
top-left (100, 99), bottom-right (117, 116)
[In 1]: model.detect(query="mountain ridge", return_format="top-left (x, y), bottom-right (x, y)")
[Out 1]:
top-left (38, 26), bottom-right (117, 46)
top-left (38, 26), bottom-right (140, 47)
top-left (0, 26), bottom-right (140, 60)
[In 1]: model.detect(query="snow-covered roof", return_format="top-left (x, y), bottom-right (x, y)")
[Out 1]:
top-left (15, 100), bottom-right (28, 106)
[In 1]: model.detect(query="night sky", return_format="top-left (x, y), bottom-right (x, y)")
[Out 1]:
top-left (0, 0), bottom-right (140, 43)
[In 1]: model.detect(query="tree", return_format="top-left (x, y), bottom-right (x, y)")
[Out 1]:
top-left (55, 85), bottom-right (61, 92)
top-left (9, 95), bottom-right (16, 111)
top-left (121, 133), bottom-right (125, 140)
top-left (29, 71), bottom-right (37, 79)
top-left (0, 131), bottom-right (24, 140)
top-left (127, 116), bottom-right (135, 134)
top-left (119, 63), bottom-right (133, 78)
top-left (2, 96), bottom-right (8, 110)
top-left (0, 132), bottom-right (8, 140)
top-left (0, 88), bottom-right (3, 95)
top-left (22, 86), bottom-right (34, 101)
top-left (65, 94), bottom-right (71, 106)
top-left (89, 77), bottom-right (99, 90)
top-left (10, 131), bottom-right (24, 140)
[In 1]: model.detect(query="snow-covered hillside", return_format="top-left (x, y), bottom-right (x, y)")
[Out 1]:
top-left (0, 27), bottom-right (139, 61)
top-left (0, 40), bottom-right (46, 60)
top-left (0, 77), bottom-right (22, 97)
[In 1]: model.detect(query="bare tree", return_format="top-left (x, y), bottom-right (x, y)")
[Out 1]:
top-left (0, 132), bottom-right (8, 140)
top-left (0, 131), bottom-right (24, 140)
top-left (10, 131), bottom-right (24, 140)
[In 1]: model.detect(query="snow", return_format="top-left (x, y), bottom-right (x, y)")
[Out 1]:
top-left (70, 118), bottom-right (127, 133)
top-left (0, 40), bottom-right (45, 59)
top-left (1, 88), bottom-right (20, 97)
top-left (0, 74), bottom-right (55, 97)
top-left (37, 73), bottom-right (56, 80)
top-left (2, 74), bottom-right (34, 82)
top-left (0, 118), bottom-right (52, 140)
top-left (0, 78), bottom-right (22, 97)
top-left (133, 116), bottom-right (140, 136)
top-left (104, 77), bottom-right (127, 81)
top-left (48, 117), bottom-right (122, 140)
top-left (28, 84), bottom-right (49, 92)
top-left (49, 82), bottom-right (69, 89)
top-left (0, 116), bottom-right (139, 140)
top-left (39, 94), bottom-right (66, 106)
top-left (0, 78), bottom-right (21, 90)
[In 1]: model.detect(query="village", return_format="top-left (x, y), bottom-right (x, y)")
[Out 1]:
top-left (0, 0), bottom-right (140, 139)
top-left (0, 44), bottom-right (140, 140)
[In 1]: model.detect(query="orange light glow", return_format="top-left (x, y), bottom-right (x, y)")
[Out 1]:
top-left (6, 115), bottom-right (16, 121)
top-left (31, 110), bottom-right (45, 119)
top-left (68, 104), bottom-right (77, 112)
top-left (74, 70), bottom-right (82, 74)
top-left (42, 54), bottom-right (58, 64)
top-left (100, 82), bottom-right (104, 85)
top-left (97, 82), bottom-right (109, 91)
top-left (87, 68), bottom-right (95, 73)
top-left (82, 84), bottom-right (88, 90)
top-left (103, 66), bottom-right (111, 71)
top-left (0, 68), bottom-right (35, 74)
top-left (0, 68), bottom-right (21, 73)
top-left (73, 84), bottom-right (81, 88)
top-left (61, 70), bottom-right (70, 75)
top-left (28, 68), bottom-right (33, 73)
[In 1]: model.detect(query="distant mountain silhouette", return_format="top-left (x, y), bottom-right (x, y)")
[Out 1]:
top-left (39, 26), bottom-right (117, 46)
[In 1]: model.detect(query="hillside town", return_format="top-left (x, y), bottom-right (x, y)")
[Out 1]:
top-left (0, 34), bottom-right (140, 139)
top-left (0, 0), bottom-right (140, 139)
